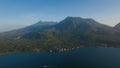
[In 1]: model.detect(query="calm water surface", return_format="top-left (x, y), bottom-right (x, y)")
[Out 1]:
top-left (0, 47), bottom-right (120, 68)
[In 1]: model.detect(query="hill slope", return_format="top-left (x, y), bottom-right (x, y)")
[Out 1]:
top-left (0, 17), bottom-right (120, 53)
top-left (1, 21), bottom-right (57, 38)
top-left (114, 23), bottom-right (120, 32)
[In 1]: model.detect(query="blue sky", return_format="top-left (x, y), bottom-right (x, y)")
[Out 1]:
top-left (0, 0), bottom-right (120, 32)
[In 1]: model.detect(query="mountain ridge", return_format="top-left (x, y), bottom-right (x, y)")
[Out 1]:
top-left (0, 16), bottom-right (120, 53)
top-left (114, 22), bottom-right (120, 32)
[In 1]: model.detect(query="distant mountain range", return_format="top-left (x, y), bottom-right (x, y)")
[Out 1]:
top-left (0, 17), bottom-right (120, 54)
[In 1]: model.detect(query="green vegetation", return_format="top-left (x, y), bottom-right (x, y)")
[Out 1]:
top-left (0, 17), bottom-right (120, 54)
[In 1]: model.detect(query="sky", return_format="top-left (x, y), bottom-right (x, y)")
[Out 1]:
top-left (0, 0), bottom-right (120, 32)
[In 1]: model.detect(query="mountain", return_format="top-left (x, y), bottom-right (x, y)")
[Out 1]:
top-left (25, 21), bottom-right (57, 31)
top-left (55, 17), bottom-right (116, 35)
top-left (0, 17), bottom-right (120, 53)
top-left (114, 23), bottom-right (120, 32)
top-left (1, 21), bottom-right (57, 38)
top-left (20, 17), bottom-right (120, 50)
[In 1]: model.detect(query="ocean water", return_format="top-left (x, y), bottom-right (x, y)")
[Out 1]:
top-left (0, 47), bottom-right (120, 68)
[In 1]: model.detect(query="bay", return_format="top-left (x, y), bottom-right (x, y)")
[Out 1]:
top-left (0, 47), bottom-right (120, 68)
